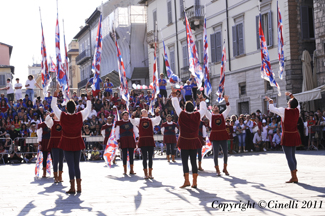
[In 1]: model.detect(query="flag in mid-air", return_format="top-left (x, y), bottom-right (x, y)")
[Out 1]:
top-left (162, 40), bottom-right (180, 84)
top-left (277, 1), bottom-right (285, 80)
top-left (203, 17), bottom-right (211, 97)
top-left (202, 137), bottom-right (213, 158)
top-left (150, 29), bottom-right (160, 114)
top-left (259, 14), bottom-right (281, 96)
top-left (91, 15), bottom-right (103, 91)
top-left (63, 24), bottom-right (70, 100)
top-left (113, 30), bottom-right (130, 111)
top-left (185, 13), bottom-right (204, 88)
top-left (103, 115), bottom-right (119, 167)
top-left (40, 21), bottom-right (51, 98)
top-left (55, 13), bottom-right (69, 102)
top-left (216, 41), bottom-right (227, 103)
top-left (49, 56), bottom-right (57, 73)
top-left (46, 152), bottom-right (52, 176)
top-left (35, 150), bottom-right (43, 177)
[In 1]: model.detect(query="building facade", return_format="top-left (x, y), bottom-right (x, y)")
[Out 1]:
top-left (67, 40), bottom-right (80, 89)
top-left (143, 0), bottom-right (321, 114)
top-left (0, 42), bottom-right (14, 95)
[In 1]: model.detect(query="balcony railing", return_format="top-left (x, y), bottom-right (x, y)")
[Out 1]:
top-left (146, 30), bottom-right (158, 49)
top-left (76, 50), bottom-right (91, 65)
top-left (184, 5), bottom-right (205, 30)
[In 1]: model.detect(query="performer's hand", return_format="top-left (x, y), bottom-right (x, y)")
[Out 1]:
top-left (155, 107), bottom-right (160, 113)
top-left (87, 90), bottom-right (92, 98)
top-left (198, 92), bottom-right (205, 102)
top-left (49, 113), bottom-right (55, 118)
top-left (265, 96), bottom-right (273, 104)
top-left (132, 111), bottom-right (137, 117)
top-left (171, 87), bottom-right (177, 97)
top-left (224, 95), bottom-right (229, 103)
top-left (285, 92), bottom-right (291, 96)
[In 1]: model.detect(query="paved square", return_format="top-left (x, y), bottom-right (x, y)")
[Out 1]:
top-left (0, 150), bottom-right (324, 216)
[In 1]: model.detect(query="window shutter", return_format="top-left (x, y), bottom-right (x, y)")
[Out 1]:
top-left (180, 0), bottom-right (184, 18)
top-left (256, 15), bottom-right (260, 49)
top-left (216, 32), bottom-right (222, 62)
top-left (268, 11), bottom-right (273, 47)
top-left (210, 33), bottom-right (216, 62)
top-left (183, 46), bottom-right (188, 67)
top-left (232, 26), bottom-right (237, 57)
top-left (170, 50), bottom-right (175, 72)
top-left (301, 6), bottom-right (309, 39)
top-left (237, 23), bottom-right (244, 55)
top-left (167, 1), bottom-right (172, 24)
top-left (157, 56), bottom-right (160, 74)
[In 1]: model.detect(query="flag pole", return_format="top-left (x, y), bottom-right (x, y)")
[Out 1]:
top-left (39, 7), bottom-right (42, 24)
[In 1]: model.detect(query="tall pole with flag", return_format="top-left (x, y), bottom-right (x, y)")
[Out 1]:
top-left (203, 15), bottom-right (211, 97)
top-left (277, 0), bottom-right (285, 80)
top-left (150, 21), bottom-right (160, 114)
top-left (112, 26), bottom-right (130, 111)
top-left (39, 8), bottom-right (51, 98)
top-left (184, 13), bottom-right (203, 88)
top-left (216, 40), bottom-right (227, 103)
top-left (259, 13), bottom-right (281, 96)
top-left (91, 14), bottom-right (103, 93)
top-left (55, 0), bottom-right (69, 103)
top-left (63, 19), bottom-right (70, 99)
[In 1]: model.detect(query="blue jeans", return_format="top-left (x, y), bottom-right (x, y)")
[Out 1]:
top-left (63, 150), bottom-right (81, 180)
top-left (238, 133), bottom-right (246, 148)
top-left (282, 146), bottom-right (297, 171)
top-left (26, 89), bottom-right (34, 102)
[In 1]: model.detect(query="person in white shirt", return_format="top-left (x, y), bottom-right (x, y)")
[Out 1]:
top-left (253, 129), bottom-right (266, 151)
top-left (272, 129), bottom-right (282, 149)
top-left (25, 75), bottom-right (42, 102)
top-left (88, 106), bottom-right (97, 120)
top-left (14, 78), bottom-right (23, 100)
top-left (0, 78), bottom-right (14, 102)
top-left (261, 119), bottom-right (269, 147)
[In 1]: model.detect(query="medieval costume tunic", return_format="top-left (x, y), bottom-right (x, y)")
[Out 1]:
top-left (37, 122), bottom-right (51, 178)
top-left (115, 119), bottom-right (138, 169)
top-left (101, 123), bottom-right (113, 149)
top-left (51, 96), bottom-right (91, 193)
top-left (45, 115), bottom-right (64, 182)
top-left (171, 97), bottom-right (207, 188)
top-left (269, 101), bottom-right (301, 183)
top-left (130, 114), bottom-right (161, 178)
top-left (161, 121), bottom-right (178, 161)
top-left (205, 104), bottom-right (231, 176)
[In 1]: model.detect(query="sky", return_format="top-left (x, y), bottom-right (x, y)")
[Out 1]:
top-left (0, 0), bottom-right (103, 85)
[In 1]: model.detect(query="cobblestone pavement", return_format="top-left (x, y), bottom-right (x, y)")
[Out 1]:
top-left (0, 150), bottom-right (324, 216)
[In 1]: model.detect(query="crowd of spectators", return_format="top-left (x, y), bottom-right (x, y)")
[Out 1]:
top-left (0, 75), bottom-right (324, 164)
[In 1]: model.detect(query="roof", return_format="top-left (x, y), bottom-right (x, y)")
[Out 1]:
top-left (0, 42), bottom-right (13, 58)
top-left (101, 70), bottom-right (131, 90)
top-left (73, 25), bottom-right (89, 39)
top-left (0, 65), bottom-right (15, 74)
top-left (85, 9), bottom-right (100, 25)
top-left (131, 67), bottom-right (149, 79)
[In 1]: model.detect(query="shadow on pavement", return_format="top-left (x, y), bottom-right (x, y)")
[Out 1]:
top-left (38, 182), bottom-right (67, 195)
top-left (296, 183), bottom-right (325, 198)
top-left (18, 200), bottom-right (36, 216)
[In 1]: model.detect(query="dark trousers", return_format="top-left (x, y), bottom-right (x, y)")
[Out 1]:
top-left (197, 148), bottom-right (202, 162)
top-left (166, 143), bottom-right (176, 155)
top-left (7, 93), bottom-right (14, 102)
top-left (63, 150), bottom-right (81, 180)
top-left (282, 146), bottom-right (297, 171)
top-left (212, 140), bottom-right (228, 166)
top-left (185, 95), bottom-right (192, 101)
top-left (42, 151), bottom-right (49, 168)
top-left (52, 148), bottom-right (64, 172)
top-left (245, 130), bottom-right (253, 151)
top-left (122, 148), bottom-right (134, 165)
top-left (141, 146), bottom-right (154, 169)
top-left (192, 88), bottom-right (197, 100)
top-left (181, 149), bottom-right (198, 174)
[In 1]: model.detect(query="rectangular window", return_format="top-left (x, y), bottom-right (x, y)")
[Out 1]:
top-left (256, 11), bottom-right (273, 49)
top-left (239, 82), bottom-right (246, 96)
top-left (265, 81), bottom-right (273, 91)
top-left (301, 6), bottom-right (314, 39)
top-left (195, 39), bottom-right (203, 63)
top-left (167, 0), bottom-right (172, 25)
top-left (232, 22), bottom-right (245, 57)
top-left (182, 45), bottom-right (189, 67)
top-left (169, 49), bottom-right (175, 72)
top-left (0, 75), bottom-right (5, 86)
top-left (180, 0), bottom-right (184, 18)
top-left (238, 102), bottom-right (249, 115)
top-left (210, 31), bottom-right (222, 63)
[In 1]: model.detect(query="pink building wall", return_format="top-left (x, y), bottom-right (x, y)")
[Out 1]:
top-left (0, 44), bottom-right (10, 65)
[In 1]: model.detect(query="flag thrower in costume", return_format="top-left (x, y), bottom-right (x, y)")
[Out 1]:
top-left (277, 1), bottom-right (285, 80)
top-left (40, 8), bottom-right (51, 98)
top-left (203, 17), bottom-right (212, 97)
top-left (185, 13), bottom-right (203, 88)
top-left (259, 14), bottom-right (281, 96)
top-left (91, 14), bottom-right (103, 91)
top-left (216, 41), bottom-right (226, 103)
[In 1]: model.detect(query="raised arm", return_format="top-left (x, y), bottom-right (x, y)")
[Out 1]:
top-left (202, 125), bottom-right (207, 138)
top-left (197, 92), bottom-right (207, 119)
top-left (222, 96), bottom-right (231, 119)
top-left (37, 127), bottom-right (43, 143)
top-left (80, 91), bottom-right (92, 121)
top-left (171, 97), bottom-right (182, 116)
top-left (151, 108), bottom-right (161, 126)
top-left (130, 117), bottom-right (140, 127)
top-left (51, 97), bottom-right (62, 121)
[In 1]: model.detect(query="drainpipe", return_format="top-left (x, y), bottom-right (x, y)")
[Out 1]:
top-left (225, 0), bottom-right (231, 71)
top-left (174, 0), bottom-right (181, 78)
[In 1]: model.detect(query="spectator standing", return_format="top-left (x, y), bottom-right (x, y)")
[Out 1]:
top-left (236, 118), bottom-right (247, 153)
top-left (0, 79), bottom-right (14, 102)
top-left (183, 80), bottom-right (193, 102)
top-left (86, 76), bottom-right (103, 97)
top-left (158, 74), bottom-right (167, 104)
top-left (25, 75), bottom-right (42, 102)
top-left (14, 78), bottom-right (22, 100)
top-left (189, 74), bottom-right (198, 101)
top-left (103, 78), bottom-right (113, 96)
